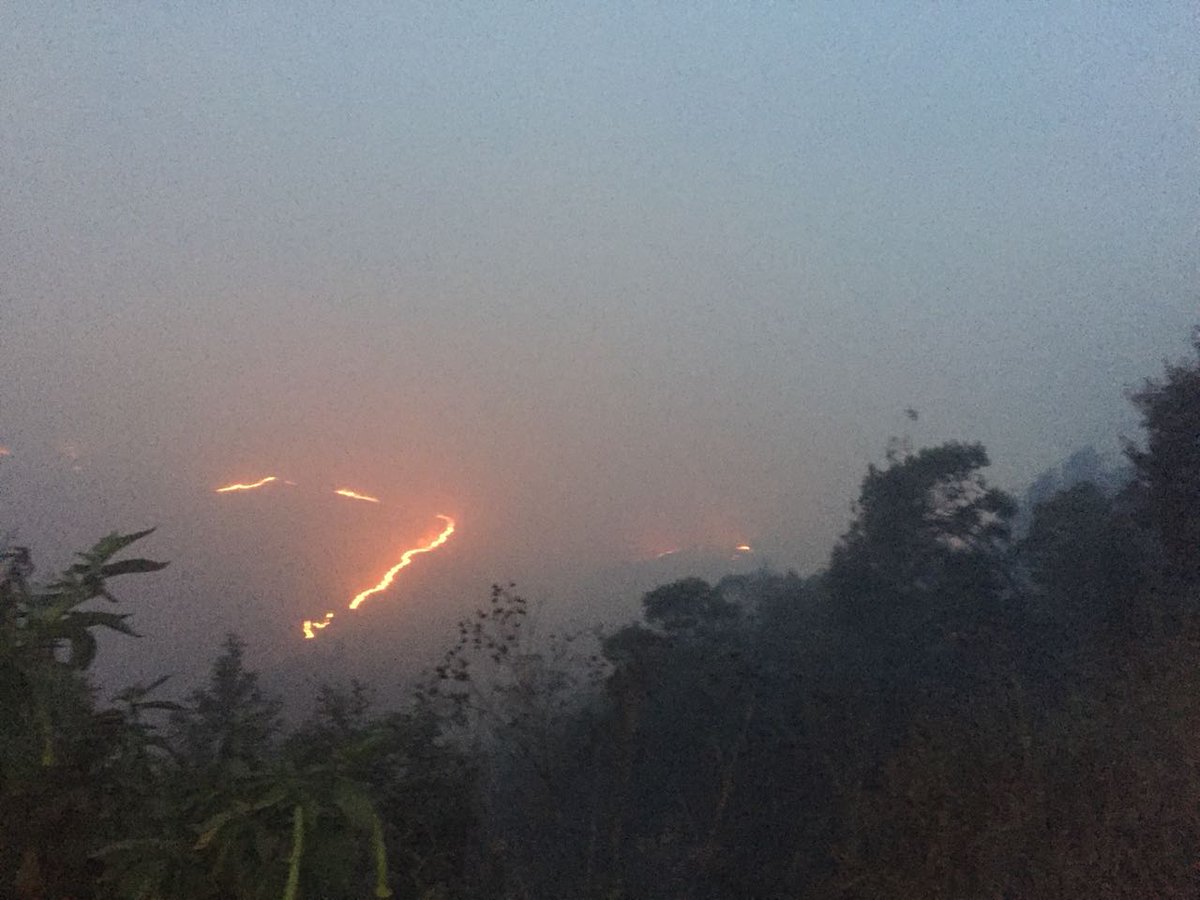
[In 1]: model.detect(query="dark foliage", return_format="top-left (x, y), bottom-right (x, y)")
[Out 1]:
top-left (6, 327), bottom-right (1200, 898)
top-left (1127, 328), bottom-right (1200, 580)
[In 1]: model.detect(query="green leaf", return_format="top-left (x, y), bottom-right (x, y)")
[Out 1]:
top-left (134, 699), bottom-right (185, 713)
top-left (371, 815), bottom-right (392, 898)
top-left (195, 804), bottom-right (247, 849)
top-left (65, 609), bottom-right (138, 635)
top-left (101, 558), bottom-right (169, 577)
top-left (251, 784), bottom-right (289, 812)
top-left (330, 779), bottom-right (378, 832)
top-left (68, 630), bottom-right (98, 669)
top-left (90, 528), bottom-right (157, 562)
top-left (142, 673), bottom-right (173, 693)
top-left (283, 803), bottom-right (305, 900)
top-left (193, 824), bottom-right (224, 851)
top-left (141, 734), bottom-right (178, 757)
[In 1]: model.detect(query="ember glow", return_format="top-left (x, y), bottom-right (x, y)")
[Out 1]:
top-left (215, 475), bottom-right (279, 493)
top-left (348, 515), bottom-right (456, 611)
top-left (302, 611), bottom-right (335, 639)
top-left (735, 544), bottom-right (752, 552)
top-left (302, 514), bottom-right (456, 639)
top-left (333, 488), bottom-right (381, 503)
top-left (214, 473), bottom-right (454, 639)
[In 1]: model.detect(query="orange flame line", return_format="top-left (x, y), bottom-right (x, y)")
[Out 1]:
top-left (735, 544), bottom-right (752, 552)
top-left (215, 475), bottom-right (278, 493)
top-left (333, 488), bottom-right (381, 503)
top-left (348, 515), bottom-right (455, 611)
top-left (301, 514), bottom-right (456, 639)
top-left (302, 611), bottom-right (334, 639)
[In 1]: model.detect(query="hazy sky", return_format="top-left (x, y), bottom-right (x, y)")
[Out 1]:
top-left (2, 4), bottom-right (1197, 685)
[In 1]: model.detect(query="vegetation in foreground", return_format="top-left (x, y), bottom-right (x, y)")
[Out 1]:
top-left (3, 329), bottom-right (1200, 899)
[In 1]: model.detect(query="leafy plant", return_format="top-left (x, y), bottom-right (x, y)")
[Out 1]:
top-left (0, 530), bottom-right (166, 899)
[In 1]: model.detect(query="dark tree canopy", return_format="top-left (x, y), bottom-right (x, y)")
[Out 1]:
top-left (10, 328), bottom-right (1200, 899)
top-left (1127, 329), bottom-right (1200, 579)
top-left (828, 441), bottom-right (1016, 616)
top-left (642, 577), bottom-right (738, 631)
top-left (1021, 482), bottom-right (1143, 615)
top-left (171, 632), bottom-right (282, 770)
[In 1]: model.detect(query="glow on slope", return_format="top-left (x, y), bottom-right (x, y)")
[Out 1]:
top-left (349, 515), bottom-right (455, 610)
top-left (214, 477), bottom-right (454, 638)
top-left (302, 611), bottom-right (334, 639)
top-left (302, 514), bottom-right (456, 638)
top-left (333, 488), bottom-right (381, 503)
top-left (215, 476), bottom-right (279, 493)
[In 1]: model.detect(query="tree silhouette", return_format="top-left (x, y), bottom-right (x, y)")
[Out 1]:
top-left (1127, 328), bottom-right (1200, 580)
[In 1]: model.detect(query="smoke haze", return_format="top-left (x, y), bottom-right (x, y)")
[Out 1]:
top-left (2, 3), bottom-right (1197, 689)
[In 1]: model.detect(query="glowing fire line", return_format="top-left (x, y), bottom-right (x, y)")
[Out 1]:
top-left (216, 471), bottom-right (751, 640)
top-left (302, 514), bottom-right (456, 639)
top-left (302, 611), bottom-right (334, 640)
top-left (214, 473), bottom-right (454, 639)
top-left (215, 476), bottom-right (279, 493)
top-left (334, 488), bottom-right (381, 503)
top-left (349, 515), bottom-right (455, 610)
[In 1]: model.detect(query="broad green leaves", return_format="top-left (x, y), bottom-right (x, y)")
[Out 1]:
top-left (0, 531), bottom-right (167, 899)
